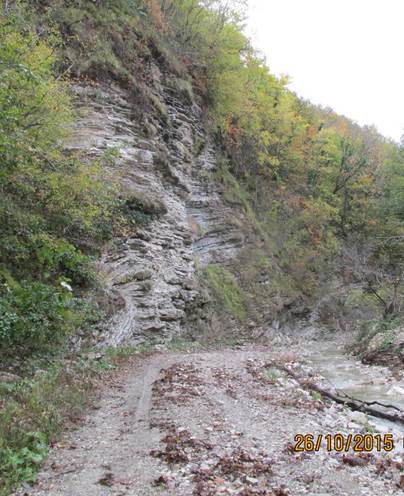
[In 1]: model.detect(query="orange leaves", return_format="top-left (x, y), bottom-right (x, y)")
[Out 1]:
top-left (288, 194), bottom-right (307, 210)
top-left (226, 118), bottom-right (241, 146)
top-left (357, 173), bottom-right (374, 187)
top-left (307, 227), bottom-right (322, 246)
top-left (306, 125), bottom-right (317, 141)
top-left (146, 0), bottom-right (165, 32)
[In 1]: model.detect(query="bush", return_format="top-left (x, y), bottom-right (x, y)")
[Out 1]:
top-left (0, 343), bottom-right (147, 496)
top-left (0, 280), bottom-right (81, 358)
top-left (0, 14), bottom-right (116, 259)
top-left (32, 235), bottom-right (95, 287)
top-left (353, 317), bottom-right (401, 355)
top-left (0, 432), bottom-right (48, 492)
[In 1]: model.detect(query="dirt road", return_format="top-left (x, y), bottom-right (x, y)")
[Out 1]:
top-left (16, 347), bottom-right (404, 496)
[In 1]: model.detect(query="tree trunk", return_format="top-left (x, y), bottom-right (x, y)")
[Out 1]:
top-left (270, 363), bottom-right (404, 425)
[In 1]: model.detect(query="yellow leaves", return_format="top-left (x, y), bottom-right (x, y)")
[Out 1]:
top-left (357, 174), bottom-right (374, 186)
top-left (330, 118), bottom-right (350, 139)
top-left (260, 130), bottom-right (273, 148)
top-left (0, 18), bottom-right (116, 245)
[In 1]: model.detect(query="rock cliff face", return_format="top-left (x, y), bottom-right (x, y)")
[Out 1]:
top-left (67, 64), bottom-right (244, 346)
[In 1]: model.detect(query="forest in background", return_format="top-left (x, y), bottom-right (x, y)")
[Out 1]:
top-left (0, 0), bottom-right (404, 493)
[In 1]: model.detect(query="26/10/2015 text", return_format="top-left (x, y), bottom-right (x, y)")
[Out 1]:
top-left (293, 433), bottom-right (395, 453)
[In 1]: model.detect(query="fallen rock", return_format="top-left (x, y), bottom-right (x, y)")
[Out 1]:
top-left (347, 411), bottom-right (368, 425)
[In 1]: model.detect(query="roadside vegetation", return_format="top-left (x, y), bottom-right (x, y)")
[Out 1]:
top-left (0, 3), bottom-right (158, 492)
top-left (1, 0), bottom-right (404, 493)
top-left (0, 345), bottom-right (154, 496)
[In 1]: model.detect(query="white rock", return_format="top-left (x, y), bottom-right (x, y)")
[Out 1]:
top-left (348, 411), bottom-right (368, 425)
top-left (387, 385), bottom-right (404, 396)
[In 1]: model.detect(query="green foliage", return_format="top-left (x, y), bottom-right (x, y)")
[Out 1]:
top-left (204, 265), bottom-right (247, 321)
top-left (0, 345), bottom-right (146, 495)
top-left (354, 318), bottom-right (401, 354)
top-left (0, 366), bottom-right (79, 495)
top-left (311, 391), bottom-right (322, 402)
top-left (32, 235), bottom-right (95, 286)
top-left (13, 0), bottom-right (146, 83)
top-left (13, 0), bottom-right (401, 310)
top-left (218, 336), bottom-right (245, 348)
top-left (345, 288), bottom-right (375, 309)
top-left (0, 11), bottom-right (120, 361)
top-left (0, 24), bottom-right (70, 170)
top-left (173, 77), bottom-right (194, 103)
top-left (264, 368), bottom-right (280, 384)
top-left (0, 432), bottom-right (48, 490)
top-left (0, 14), bottom-right (115, 248)
top-left (0, 1), bottom-right (403, 488)
top-left (166, 337), bottom-right (202, 352)
top-left (0, 278), bottom-right (85, 359)
top-left (378, 331), bottom-right (395, 352)
top-left (2, 0), bottom-right (401, 328)
top-left (169, 0), bottom-right (404, 307)
top-left (102, 145), bottom-right (121, 166)
top-left (115, 191), bottom-right (167, 230)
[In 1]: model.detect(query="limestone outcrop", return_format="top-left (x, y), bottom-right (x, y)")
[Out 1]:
top-left (67, 68), bottom-right (243, 345)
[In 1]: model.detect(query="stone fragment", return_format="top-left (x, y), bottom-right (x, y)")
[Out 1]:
top-left (348, 411), bottom-right (367, 425)
top-left (132, 270), bottom-right (152, 281)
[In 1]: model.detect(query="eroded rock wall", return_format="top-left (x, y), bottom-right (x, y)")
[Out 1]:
top-left (67, 66), bottom-right (243, 345)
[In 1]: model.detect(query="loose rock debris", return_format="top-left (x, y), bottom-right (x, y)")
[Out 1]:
top-left (15, 348), bottom-right (404, 495)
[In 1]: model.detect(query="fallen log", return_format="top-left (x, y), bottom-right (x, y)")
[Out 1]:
top-left (267, 362), bottom-right (404, 426)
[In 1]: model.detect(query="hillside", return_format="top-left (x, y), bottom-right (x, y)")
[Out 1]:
top-left (0, 1), bottom-right (404, 494)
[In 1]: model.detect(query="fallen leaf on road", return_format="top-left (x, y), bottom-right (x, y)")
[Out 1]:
top-left (341, 453), bottom-right (372, 467)
top-left (98, 472), bottom-right (114, 486)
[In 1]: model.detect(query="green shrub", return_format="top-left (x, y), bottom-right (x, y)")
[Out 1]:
top-left (0, 432), bottom-right (48, 491)
top-left (173, 78), bottom-right (194, 103)
top-left (0, 364), bottom-right (88, 495)
top-left (0, 343), bottom-right (149, 496)
top-left (0, 7), bottom-right (121, 362)
top-left (116, 191), bottom-right (167, 228)
top-left (0, 280), bottom-right (81, 358)
top-left (354, 318), bottom-right (401, 354)
top-left (32, 235), bottom-right (95, 287)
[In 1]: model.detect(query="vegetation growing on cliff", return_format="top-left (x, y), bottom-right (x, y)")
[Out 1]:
top-left (204, 265), bottom-right (247, 321)
top-left (1, 0), bottom-right (404, 492)
top-left (6, 1), bottom-right (403, 310)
